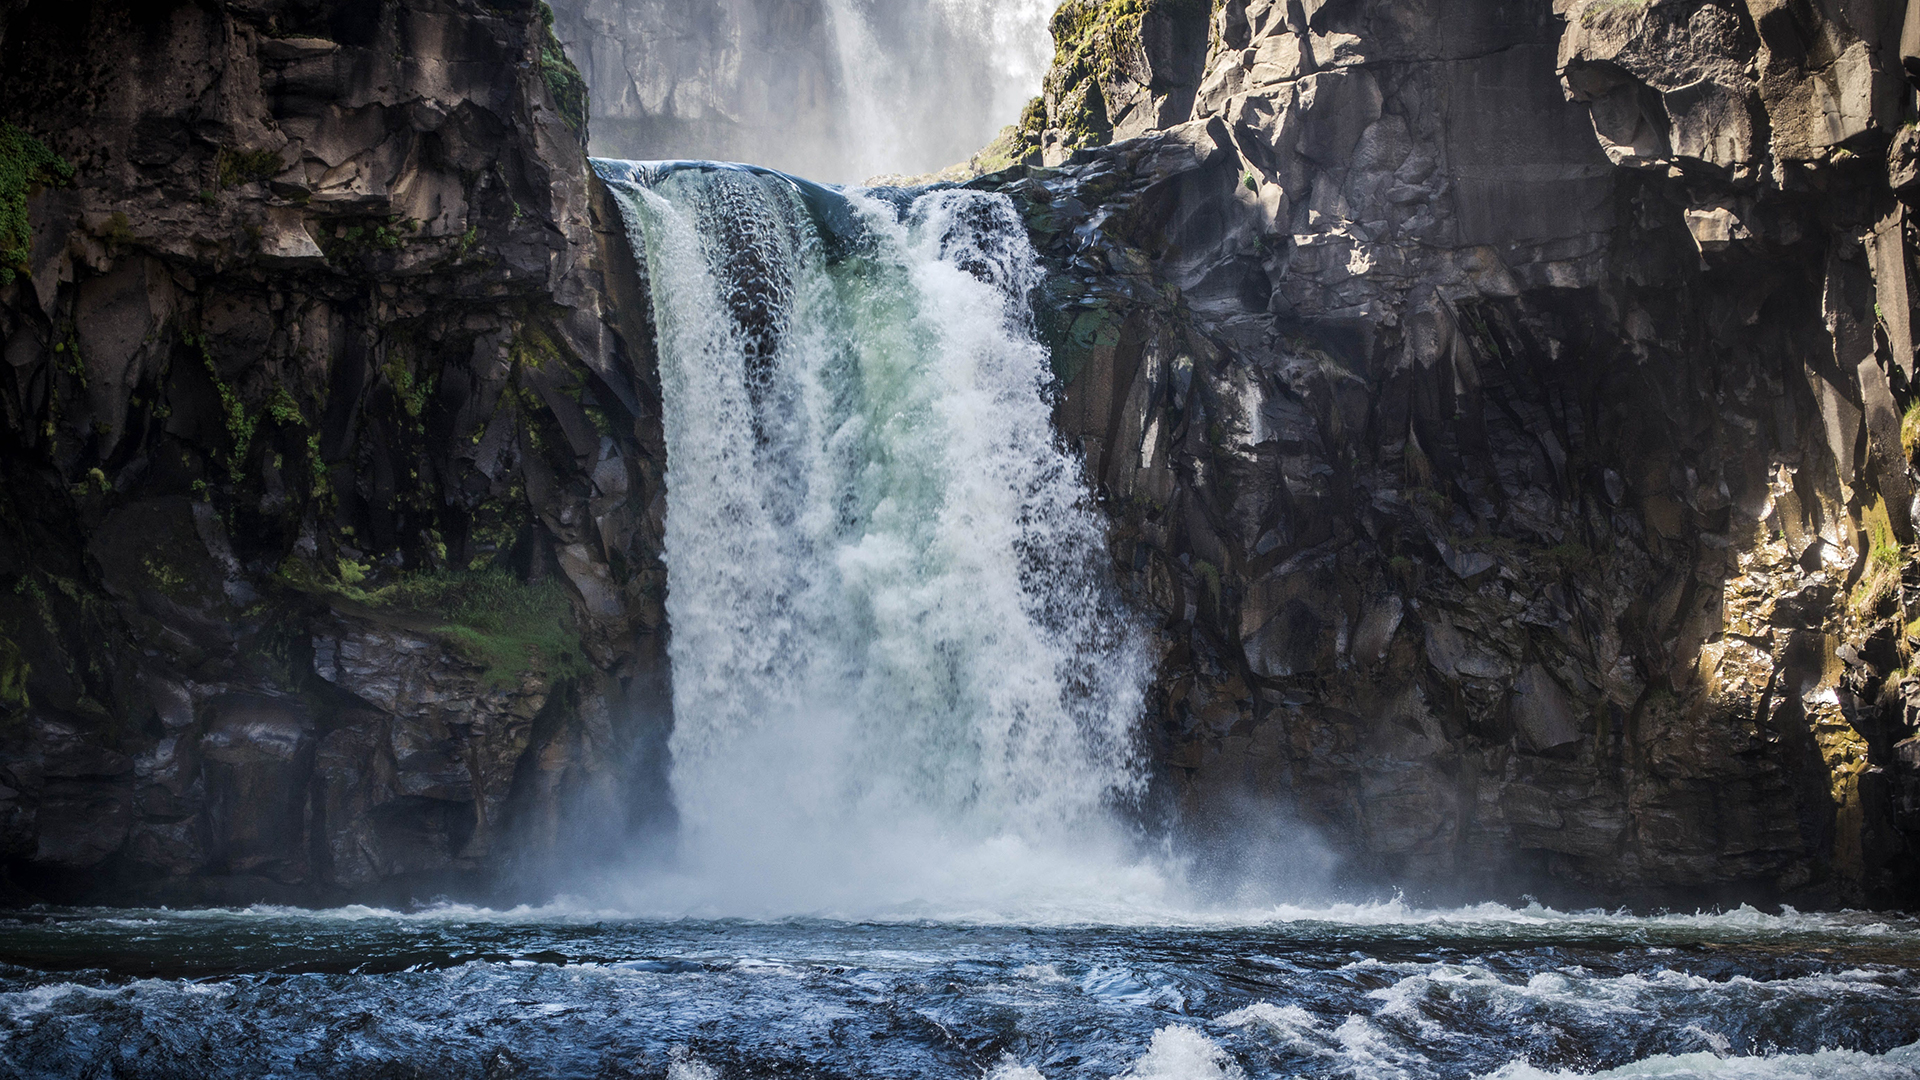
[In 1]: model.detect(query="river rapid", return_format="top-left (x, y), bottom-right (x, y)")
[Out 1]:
top-left (1, 902), bottom-right (1917, 1078)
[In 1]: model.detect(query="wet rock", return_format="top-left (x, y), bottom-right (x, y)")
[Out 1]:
top-left (985, 0), bottom-right (1920, 906)
top-left (0, 0), bottom-right (668, 905)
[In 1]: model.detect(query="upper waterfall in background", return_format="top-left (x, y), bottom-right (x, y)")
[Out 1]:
top-left (818, 0), bottom-right (1058, 180)
top-left (594, 160), bottom-right (1159, 916)
top-left (553, 0), bottom-right (1059, 183)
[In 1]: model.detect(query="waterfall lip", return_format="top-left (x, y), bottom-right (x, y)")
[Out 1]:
top-left (592, 157), bottom-right (872, 261)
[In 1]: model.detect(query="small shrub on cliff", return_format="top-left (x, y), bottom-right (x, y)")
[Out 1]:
top-left (216, 147), bottom-right (284, 189)
top-left (0, 123), bottom-right (74, 286)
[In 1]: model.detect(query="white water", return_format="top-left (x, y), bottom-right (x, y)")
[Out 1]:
top-left (597, 160), bottom-right (1157, 918)
top-left (820, 0), bottom-right (1060, 180)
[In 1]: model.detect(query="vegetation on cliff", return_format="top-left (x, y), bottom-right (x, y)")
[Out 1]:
top-left (538, 2), bottom-right (590, 137)
top-left (0, 123), bottom-right (72, 285)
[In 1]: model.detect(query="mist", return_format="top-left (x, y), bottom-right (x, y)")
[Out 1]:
top-left (549, 0), bottom-right (1060, 184)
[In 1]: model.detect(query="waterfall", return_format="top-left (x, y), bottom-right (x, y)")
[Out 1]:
top-left (820, 0), bottom-right (1060, 181)
top-left (595, 160), bottom-right (1164, 917)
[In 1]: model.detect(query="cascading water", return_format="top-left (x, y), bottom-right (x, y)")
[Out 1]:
top-left (821, 0), bottom-right (1059, 180)
top-left (595, 159), bottom-right (1163, 917)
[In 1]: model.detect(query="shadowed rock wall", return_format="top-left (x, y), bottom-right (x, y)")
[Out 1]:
top-left (6, 0), bottom-right (1920, 911)
top-left (0, 0), bottom-right (670, 905)
top-left (982, 0), bottom-right (1920, 906)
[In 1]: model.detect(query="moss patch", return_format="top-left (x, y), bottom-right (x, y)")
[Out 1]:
top-left (289, 565), bottom-right (587, 688)
top-left (1042, 0), bottom-right (1213, 150)
top-left (216, 147), bottom-right (284, 189)
top-left (537, 3), bottom-right (589, 138)
top-left (0, 633), bottom-right (29, 713)
top-left (1850, 496), bottom-right (1904, 617)
top-left (0, 123), bottom-right (74, 286)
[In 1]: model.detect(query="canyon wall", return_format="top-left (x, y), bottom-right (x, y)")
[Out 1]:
top-left (0, 0), bottom-right (669, 905)
top-left (987, 0), bottom-right (1920, 905)
top-left (4, 0), bottom-right (1920, 909)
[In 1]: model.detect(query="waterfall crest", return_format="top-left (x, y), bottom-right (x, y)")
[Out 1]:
top-left (596, 160), bottom-right (1163, 917)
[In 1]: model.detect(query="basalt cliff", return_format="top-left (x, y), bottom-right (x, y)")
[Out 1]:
top-left (0, 0), bottom-right (670, 905)
top-left (1, 0), bottom-right (1919, 909)
top-left (994, 0), bottom-right (1920, 906)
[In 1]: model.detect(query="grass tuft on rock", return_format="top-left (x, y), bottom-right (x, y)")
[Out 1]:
top-left (387, 569), bottom-right (588, 688)
top-left (0, 123), bottom-right (74, 286)
top-left (1850, 497), bottom-right (1905, 617)
top-left (287, 563), bottom-right (589, 688)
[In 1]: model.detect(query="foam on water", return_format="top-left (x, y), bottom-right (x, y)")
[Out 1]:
top-left (32, 897), bottom-right (1918, 939)
top-left (1120, 1027), bottom-right (1247, 1080)
top-left (1478, 1042), bottom-right (1920, 1079)
top-left (2, 907), bottom-right (1915, 1078)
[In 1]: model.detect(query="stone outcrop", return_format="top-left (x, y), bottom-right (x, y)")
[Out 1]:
top-left (985, 0), bottom-right (1920, 906)
top-left (0, 0), bottom-right (668, 905)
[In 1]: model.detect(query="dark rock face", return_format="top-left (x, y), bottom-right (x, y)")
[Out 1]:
top-left (4, 0), bottom-right (1919, 912)
top-left (0, 0), bottom-right (668, 905)
top-left (992, 0), bottom-right (1920, 906)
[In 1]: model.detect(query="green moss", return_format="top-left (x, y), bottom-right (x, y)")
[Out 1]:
top-left (0, 633), bottom-right (28, 713)
top-left (382, 350), bottom-right (433, 419)
top-left (141, 556), bottom-right (190, 598)
top-left (289, 564), bottom-right (588, 688)
top-left (1041, 0), bottom-right (1212, 151)
top-left (216, 147), bottom-right (284, 189)
top-left (1193, 558), bottom-right (1222, 606)
top-left (1902, 400), bottom-right (1920, 464)
top-left (1850, 497), bottom-right (1904, 617)
top-left (1866, 497), bottom-right (1902, 572)
top-left (267, 385), bottom-right (306, 427)
top-left (1544, 542), bottom-right (1595, 572)
top-left (324, 216), bottom-right (416, 260)
top-left (1, 123), bottom-right (74, 286)
top-left (306, 431), bottom-right (330, 499)
top-left (187, 334), bottom-right (259, 482)
top-left (70, 467), bottom-right (110, 497)
top-left (510, 322), bottom-right (570, 374)
top-left (537, 3), bottom-right (589, 138)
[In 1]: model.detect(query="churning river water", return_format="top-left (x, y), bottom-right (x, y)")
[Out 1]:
top-left (1, 903), bottom-right (1918, 1078)
top-left (8, 168), bottom-right (1916, 1077)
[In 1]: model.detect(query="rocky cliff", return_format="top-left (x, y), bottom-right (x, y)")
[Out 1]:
top-left (0, 0), bottom-right (670, 905)
top-left (6, 0), bottom-right (1920, 911)
top-left (980, 0), bottom-right (1920, 906)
